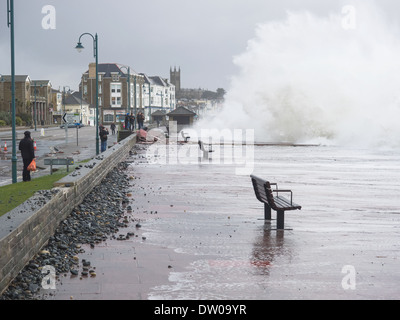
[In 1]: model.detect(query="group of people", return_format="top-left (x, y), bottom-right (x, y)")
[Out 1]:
top-left (124, 111), bottom-right (145, 131)
top-left (100, 111), bottom-right (146, 153)
top-left (124, 113), bottom-right (135, 131)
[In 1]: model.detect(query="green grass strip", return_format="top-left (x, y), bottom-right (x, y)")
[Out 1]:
top-left (0, 159), bottom-right (91, 217)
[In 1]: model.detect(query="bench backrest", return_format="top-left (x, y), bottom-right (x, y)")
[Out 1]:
top-left (198, 140), bottom-right (205, 151)
top-left (250, 175), bottom-right (277, 210)
top-left (44, 158), bottom-right (74, 165)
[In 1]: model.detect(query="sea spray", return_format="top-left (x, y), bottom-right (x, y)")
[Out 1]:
top-left (196, 2), bottom-right (400, 148)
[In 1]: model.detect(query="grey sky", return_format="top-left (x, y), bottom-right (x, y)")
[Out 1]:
top-left (1, 0), bottom-right (400, 92)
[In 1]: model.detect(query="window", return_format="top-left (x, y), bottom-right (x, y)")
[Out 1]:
top-left (111, 83), bottom-right (122, 107)
top-left (104, 113), bottom-right (114, 122)
top-left (111, 86), bottom-right (121, 93)
top-left (111, 96), bottom-right (121, 105)
top-left (111, 83), bottom-right (121, 93)
top-left (111, 73), bottom-right (120, 82)
top-left (83, 85), bottom-right (87, 95)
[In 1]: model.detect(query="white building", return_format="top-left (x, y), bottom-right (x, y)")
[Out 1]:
top-left (63, 91), bottom-right (91, 125)
top-left (140, 74), bottom-right (175, 121)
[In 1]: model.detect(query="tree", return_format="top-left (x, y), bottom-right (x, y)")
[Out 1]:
top-left (216, 88), bottom-right (226, 99)
top-left (201, 90), bottom-right (217, 100)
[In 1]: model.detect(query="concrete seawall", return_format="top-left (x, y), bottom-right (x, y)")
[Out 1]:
top-left (0, 133), bottom-right (137, 295)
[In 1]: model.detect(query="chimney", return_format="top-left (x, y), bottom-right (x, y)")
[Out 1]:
top-left (88, 62), bottom-right (96, 78)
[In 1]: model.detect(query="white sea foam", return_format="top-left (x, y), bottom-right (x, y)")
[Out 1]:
top-left (196, 1), bottom-right (400, 148)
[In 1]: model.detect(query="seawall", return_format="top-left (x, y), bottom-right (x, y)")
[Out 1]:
top-left (0, 133), bottom-right (137, 295)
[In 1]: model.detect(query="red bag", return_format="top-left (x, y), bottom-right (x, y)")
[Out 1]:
top-left (27, 159), bottom-right (36, 171)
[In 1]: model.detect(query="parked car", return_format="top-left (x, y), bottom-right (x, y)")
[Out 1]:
top-left (60, 123), bottom-right (84, 128)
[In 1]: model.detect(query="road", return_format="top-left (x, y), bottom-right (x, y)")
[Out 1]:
top-left (0, 125), bottom-right (118, 186)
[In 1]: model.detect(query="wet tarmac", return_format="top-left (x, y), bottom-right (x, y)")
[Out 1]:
top-left (39, 141), bottom-right (400, 300)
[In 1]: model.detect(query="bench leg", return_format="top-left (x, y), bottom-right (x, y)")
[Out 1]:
top-left (264, 203), bottom-right (271, 220)
top-left (277, 210), bottom-right (285, 229)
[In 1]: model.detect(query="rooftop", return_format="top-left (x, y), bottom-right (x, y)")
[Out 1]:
top-left (167, 106), bottom-right (196, 116)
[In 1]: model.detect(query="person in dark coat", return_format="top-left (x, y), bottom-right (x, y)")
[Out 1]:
top-left (18, 131), bottom-right (35, 182)
top-left (129, 113), bottom-right (135, 131)
top-left (99, 124), bottom-right (109, 152)
top-left (124, 113), bottom-right (130, 130)
top-left (110, 122), bottom-right (116, 135)
top-left (137, 111), bottom-right (145, 130)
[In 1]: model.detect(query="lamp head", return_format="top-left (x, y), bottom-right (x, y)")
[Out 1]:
top-left (75, 42), bottom-right (84, 53)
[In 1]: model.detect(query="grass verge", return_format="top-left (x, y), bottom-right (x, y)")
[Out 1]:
top-left (0, 159), bottom-right (91, 217)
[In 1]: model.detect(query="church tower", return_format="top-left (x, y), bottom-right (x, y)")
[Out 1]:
top-left (170, 66), bottom-right (181, 96)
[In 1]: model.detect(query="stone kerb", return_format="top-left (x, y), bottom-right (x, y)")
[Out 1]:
top-left (0, 134), bottom-right (137, 295)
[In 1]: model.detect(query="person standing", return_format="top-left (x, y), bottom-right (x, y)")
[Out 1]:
top-left (124, 113), bottom-right (130, 130)
top-left (137, 111), bottom-right (144, 130)
top-left (129, 113), bottom-right (135, 131)
top-left (110, 122), bottom-right (116, 135)
top-left (18, 131), bottom-right (35, 182)
top-left (99, 124), bottom-right (109, 152)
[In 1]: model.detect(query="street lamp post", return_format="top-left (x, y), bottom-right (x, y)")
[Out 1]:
top-left (134, 75), bottom-right (137, 123)
top-left (119, 66), bottom-right (131, 121)
top-left (148, 84), bottom-right (151, 123)
top-left (33, 82), bottom-right (43, 132)
top-left (63, 86), bottom-right (70, 144)
top-left (7, 0), bottom-right (17, 183)
top-left (75, 32), bottom-right (99, 155)
top-left (34, 81), bottom-right (37, 131)
top-left (80, 81), bottom-right (83, 123)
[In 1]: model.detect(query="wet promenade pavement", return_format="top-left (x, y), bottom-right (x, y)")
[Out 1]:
top-left (39, 141), bottom-right (400, 300)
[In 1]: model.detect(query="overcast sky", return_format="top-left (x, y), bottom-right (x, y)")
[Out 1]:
top-left (1, 0), bottom-right (400, 92)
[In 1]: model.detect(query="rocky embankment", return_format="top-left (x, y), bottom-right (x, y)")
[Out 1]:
top-left (0, 162), bottom-right (132, 300)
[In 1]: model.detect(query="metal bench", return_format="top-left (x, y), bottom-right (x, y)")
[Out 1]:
top-left (44, 157), bottom-right (74, 174)
top-left (198, 140), bottom-right (214, 159)
top-left (181, 131), bottom-right (190, 142)
top-left (250, 174), bottom-right (301, 229)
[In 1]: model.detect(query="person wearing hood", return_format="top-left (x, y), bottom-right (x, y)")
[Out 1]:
top-left (18, 131), bottom-right (35, 182)
top-left (99, 124), bottom-right (109, 152)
